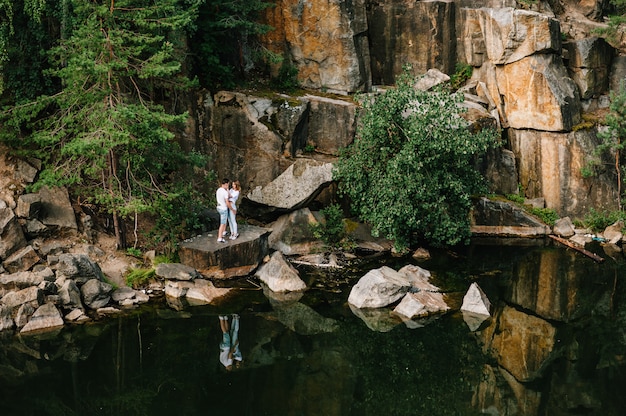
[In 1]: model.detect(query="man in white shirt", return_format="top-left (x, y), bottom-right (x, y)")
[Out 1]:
top-left (216, 178), bottom-right (232, 243)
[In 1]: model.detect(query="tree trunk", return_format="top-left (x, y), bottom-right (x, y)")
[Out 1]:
top-left (108, 148), bottom-right (127, 249)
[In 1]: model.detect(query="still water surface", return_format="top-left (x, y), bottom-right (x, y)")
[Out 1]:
top-left (0, 240), bottom-right (625, 415)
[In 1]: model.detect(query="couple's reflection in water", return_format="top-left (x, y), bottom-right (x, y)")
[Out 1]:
top-left (218, 314), bottom-right (243, 371)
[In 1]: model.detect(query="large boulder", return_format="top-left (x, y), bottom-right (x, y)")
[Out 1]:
top-left (247, 159), bottom-right (333, 212)
top-left (348, 266), bottom-right (411, 309)
top-left (38, 186), bottom-right (78, 230)
top-left (56, 253), bottom-right (104, 285)
top-left (393, 265), bottom-right (449, 318)
top-left (255, 251), bottom-right (307, 293)
top-left (20, 302), bottom-right (64, 334)
top-left (0, 207), bottom-right (27, 261)
top-left (269, 208), bottom-right (324, 255)
top-left (393, 291), bottom-right (450, 319)
top-left (80, 279), bottom-right (113, 310)
top-left (178, 224), bottom-right (271, 279)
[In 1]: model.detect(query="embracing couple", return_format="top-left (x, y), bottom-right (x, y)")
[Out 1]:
top-left (216, 178), bottom-right (241, 243)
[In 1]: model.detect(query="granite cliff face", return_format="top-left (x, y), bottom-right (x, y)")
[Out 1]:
top-left (195, 0), bottom-right (626, 219)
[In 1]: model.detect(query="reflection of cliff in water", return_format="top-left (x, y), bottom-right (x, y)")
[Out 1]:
top-left (0, 244), bottom-right (624, 415)
top-left (472, 245), bottom-right (626, 415)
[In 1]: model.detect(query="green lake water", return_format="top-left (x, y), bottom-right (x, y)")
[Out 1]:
top-left (1, 240), bottom-right (625, 415)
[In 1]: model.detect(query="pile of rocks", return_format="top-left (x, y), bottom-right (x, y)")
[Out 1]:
top-left (0, 151), bottom-right (155, 334)
top-left (0, 253), bottom-right (150, 334)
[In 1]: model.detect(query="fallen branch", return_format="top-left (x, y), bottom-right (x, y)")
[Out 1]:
top-left (549, 235), bottom-right (605, 263)
top-left (290, 260), bottom-right (343, 268)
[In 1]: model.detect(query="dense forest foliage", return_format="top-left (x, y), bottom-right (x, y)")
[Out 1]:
top-left (0, 0), bottom-right (275, 251)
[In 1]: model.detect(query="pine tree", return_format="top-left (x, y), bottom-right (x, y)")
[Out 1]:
top-left (1, 0), bottom-right (207, 249)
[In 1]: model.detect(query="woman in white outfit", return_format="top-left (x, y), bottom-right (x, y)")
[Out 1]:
top-left (228, 180), bottom-right (240, 239)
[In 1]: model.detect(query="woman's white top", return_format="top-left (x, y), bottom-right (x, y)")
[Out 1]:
top-left (229, 189), bottom-right (240, 209)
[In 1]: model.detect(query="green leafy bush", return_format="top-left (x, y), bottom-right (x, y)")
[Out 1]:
top-left (506, 193), bottom-right (525, 204)
top-left (310, 204), bottom-right (346, 248)
top-left (582, 209), bottom-right (626, 232)
top-left (334, 69), bottom-right (500, 249)
top-left (529, 207), bottom-right (559, 226)
top-left (449, 62), bottom-right (473, 91)
top-left (126, 247), bottom-right (142, 258)
top-left (125, 268), bottom-right (155, 289)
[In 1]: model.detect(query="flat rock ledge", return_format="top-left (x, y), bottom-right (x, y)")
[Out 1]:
top-left (178, 224), bottom-right (271, 279)
top-left (470, 197), bottom-right (551, 237)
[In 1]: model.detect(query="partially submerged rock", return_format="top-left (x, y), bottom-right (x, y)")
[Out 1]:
top-left (553, 217), bottom-right (575, 238)
top-left (603, 221), bottom-right (624, 245)
top-left (461, 283), bottom-right (492, 331)
top-left (20, 303), bottom-right (64, 334)
top-left (348, 266), bottom-right (411, 309)
top-left (393, 291), bottom-right (449, 319)
top-left (461, 282), bottom-right (492, 317)
top-left (255, 251), bottom-right (307, 293)
top-left (349, 264), bottom-right (452, 328)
